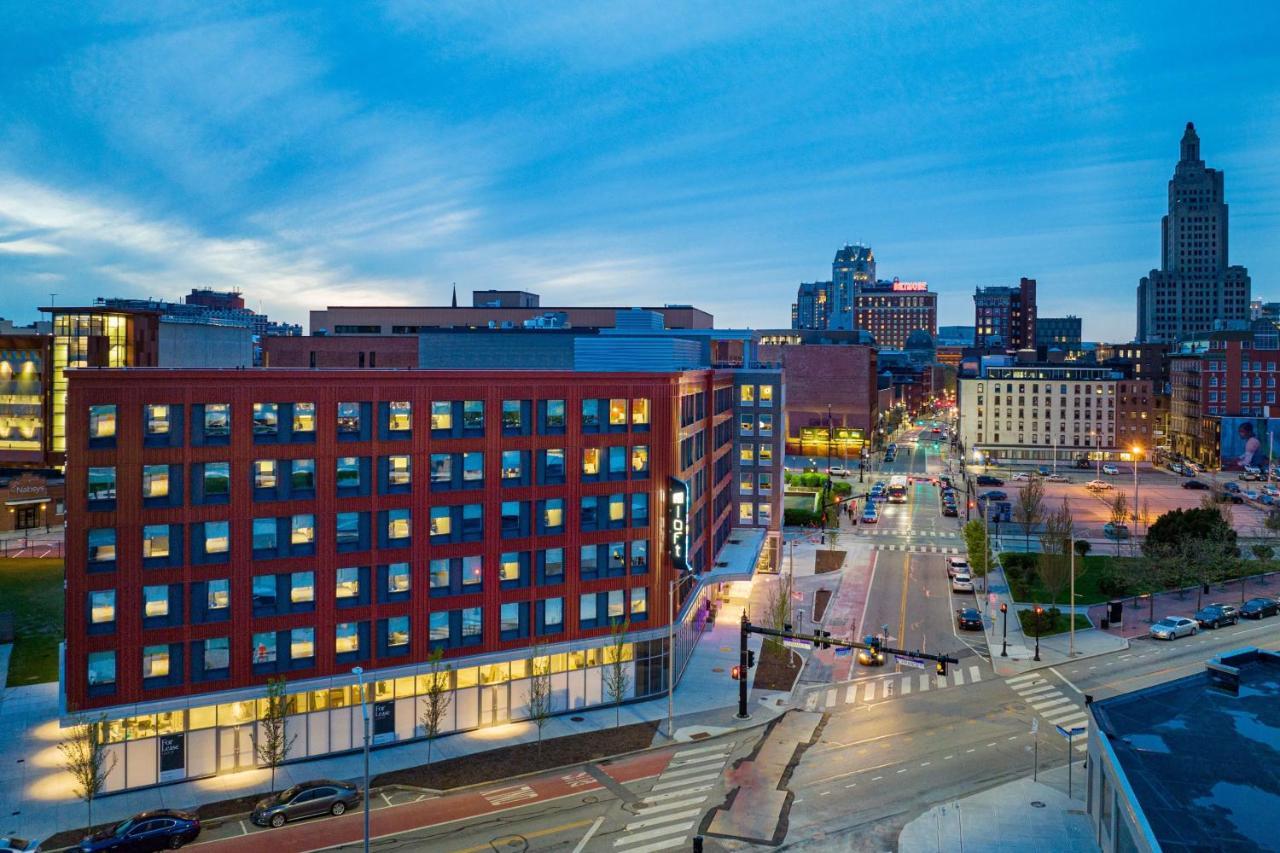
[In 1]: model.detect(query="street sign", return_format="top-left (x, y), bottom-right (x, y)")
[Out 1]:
top-left (834, 646), bottom-right (852, 657)
top-left (895, 655), bottom-right (927, 669)
top-left (1056, 725), bottom-right (1087, 738)
top-left (783, 638), bottom-right (811, 650)
top-left (1031, 719), bottom-right (1039, 734)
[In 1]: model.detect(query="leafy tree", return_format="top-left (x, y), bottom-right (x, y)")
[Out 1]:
top-left (1073, 539), bottom-right (1092, 559)
top-left (418, 648), bottom-right (453, 766)
top-left (1037, 498), bottom-right (1074, 607)
top-left (1143, 506), bottom-right (1237, 558)
top-left (256, 677), bottom-right (297, 793)
top-left (603, 619), bottom-right (632, 728)
top-left (525, 649), bottom-right (553, 759)
top-left (963, 519), bottom-right (991, 576)
top-left (1014, 477), bottom-right (1046, 552)
top-left (59, 715), bottom-right (117, 835)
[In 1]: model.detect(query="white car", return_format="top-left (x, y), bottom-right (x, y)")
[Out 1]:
top-left (1011, 472), bottom-right (1031, 481)
top-left (1045, 473), bottom-right (1069, 482)
top-left (1150, 616), bottom-right (1197, 640)
top-left (1086, 479), bottom-right (1113, 491)
top-left (1101, 463), bottom-right (1120, 475)
top-left (947, 557), bottom-right (970, 578)
top-left (828, 466), bottom-right (853, 477)
top-left (951, 573), bottom-right (975, 593)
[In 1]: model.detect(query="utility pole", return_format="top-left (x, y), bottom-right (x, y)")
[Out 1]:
top-left (737, 611), bottom-right (750, 719)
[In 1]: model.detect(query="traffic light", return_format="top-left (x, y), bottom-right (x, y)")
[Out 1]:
top-left (936, 660), bottom-right (948, 677)
top-left (747, 650), bottom-right (757, 669)
top-left (868, 635), bottom-right (882, 654)
top-left (731, 665), bottom-right (743, 681)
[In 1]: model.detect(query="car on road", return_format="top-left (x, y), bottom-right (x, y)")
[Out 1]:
top-left (1150, 616), bottom-right (1198, 640)
top-left (75, 811), bottom-right (200, 852)
top-left (1240, 466), bottom-right (1263, 481)
top-left (1168, 462), bottom-right (1185, 475)
top-left (828, 466), bottom-right (853, 477)
top-left (956, 608), bottom-right (983, 631)
top-left (1046, 473), bottom-right (1069, 482)
top-left (1103, 522), bottom-right (1129, 539)
top-left (1239, 597), bottom-right (1280, 619)
top-left (980, 490), bottom-right (1008, 502)
top-left (1194, 603), bottom-right (1239, 629)
top-left (1264, 485), bottom-right (1280, 498)
top-left (1181, 479), bottom-right (1210, 490)
top-left (951, 573), bottom-right (975, 593)
top-left (861, 505), bottom-right (879, 524)
top-left (975, 475), bottom-right (1004, 486)
top-left (1102, 463), bottom-right (1120, 475)
top-left (0, 838), bottom-right (41, 853)
top-left (947, 557), bottom-right (969, 577)
top-left (856, 635), bottom-right (886, 666)
top-left (1223, 481), bottom-right (1242, 494)
top-left (942, 504), bottom-right (959, 517)
top-left (251, 780), bottom-right (362, 828)
top-left (1086, 479), bottom-right (1113, 491)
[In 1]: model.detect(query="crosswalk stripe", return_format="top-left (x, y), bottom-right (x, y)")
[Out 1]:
top-left (668, 753), bottom-right (729, 768)
top-left (1048, 710), bottom-right (1088, 726)
top-left (642, 784), bottom-right (715, 804)
top-left (1031, 697), bottom-right (1072, 712)
top-left (658, 764), bottom-right (724, 781)
top-left (968, 665), bottom-right (982, 682)
top-left (634, 796), bottom-right (709, 815)
top-left (935, 674), bottom-right (947, 690)
top-left (825, 689), bottom-right (837, 708)
top-left (901, 676), bottom-right (911, 695)
top-left (1006, 673), bottom-right (1039, 686)
top-left (625, 808), bottom-right (702, 832)
top-left (919, 673), bottom-right (931, 692)
top-left (863, 681), bottom-right (876, 701)
top-left (845, 684), bottom-right (858, 704)
top-left (1017, 684), bottom-right (1057, 697)
top-left (673, 744), bottom-right (731, 758)
top-left (613, 839), bottom-right (694, 853)
top-left (650, 772), bottom-right (721, 792)
top-left (953, 668), bottom-right (965, 686)
top-left (614, 821), bottom-right (698, 846)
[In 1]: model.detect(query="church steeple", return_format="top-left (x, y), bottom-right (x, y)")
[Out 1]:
top-left (1180, 121), bottom-right (1200, 163)
top-left (451, 282), bottom-right (458, 308)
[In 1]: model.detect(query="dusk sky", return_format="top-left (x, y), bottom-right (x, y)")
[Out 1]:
top-left (1, 2), bottom-right (1278, 341)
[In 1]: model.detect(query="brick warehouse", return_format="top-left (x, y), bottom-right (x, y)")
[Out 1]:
top-left (62, 366), bottom-right (780, 791)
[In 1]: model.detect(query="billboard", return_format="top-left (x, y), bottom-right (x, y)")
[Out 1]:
top-left (1220, 416), bottom-right (1277, 470)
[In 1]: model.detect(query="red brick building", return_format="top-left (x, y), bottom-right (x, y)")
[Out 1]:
top-left (263, 335), bottom-right (419, 368)
top-left (756, 342), bottom-right (877, 456)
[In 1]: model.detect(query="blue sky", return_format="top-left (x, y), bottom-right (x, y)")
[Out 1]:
top-left (1, 2), bottom-right (1278, 341)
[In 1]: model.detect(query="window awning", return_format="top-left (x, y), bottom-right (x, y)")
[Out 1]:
top-left (4, 498), bottom-right (49, 506)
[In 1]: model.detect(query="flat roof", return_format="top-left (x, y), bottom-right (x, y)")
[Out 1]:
top-left (1092, 648), bottom-right (1280, 852)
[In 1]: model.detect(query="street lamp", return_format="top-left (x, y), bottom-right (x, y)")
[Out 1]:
top-left (1000, 602), bottom-right (1008, 657)
top-left (352, 666), bottom-right (371, 853)
top-left (1033, 606), bottom-right (1044, 662)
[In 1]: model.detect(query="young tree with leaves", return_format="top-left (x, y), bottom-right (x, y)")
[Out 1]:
top-left (525, 649), bottom-right (553, 759)
top-left (962, 519), bottom-right (990, 577)
top-left (1014, 477), bottom-right (1046, 552)
top-left (1037, 498), bottom-right (1074, 607)
top-left (59, 715), bottom-right (116, 835)
top-left (603, 619), bottom-right (632, 728)
top-left (256, 676), bottom-right (297, 793)
top-left (419, 647), bottom-right (453, 767)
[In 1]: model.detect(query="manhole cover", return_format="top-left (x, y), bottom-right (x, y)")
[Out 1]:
top-left (1030, 801), bottom-right (1046, 808)
top-left (570, 716), bottom-right (585, 722)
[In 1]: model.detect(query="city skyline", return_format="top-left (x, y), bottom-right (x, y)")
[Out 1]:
top-left (2, 4), bottom-right (1279, 341)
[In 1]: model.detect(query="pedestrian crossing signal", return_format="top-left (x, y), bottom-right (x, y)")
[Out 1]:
top-left (731, 665), bottom-right (743, 681)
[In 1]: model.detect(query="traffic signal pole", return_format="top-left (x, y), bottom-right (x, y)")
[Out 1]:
top-left (737, 611), bottom-right (751, 719)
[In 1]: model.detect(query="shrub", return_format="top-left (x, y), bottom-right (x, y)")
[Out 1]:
top-left (1097, 566), bottom-right (1134, 597)
top-left (832, 480), bottom-right (853, 497)
top-left (799, 472), bottom-right (826, 488)
top-left (784, 508), bottom-right (821, 527)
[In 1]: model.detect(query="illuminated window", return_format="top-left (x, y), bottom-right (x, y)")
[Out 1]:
top-left (463, 400), bottom-right (484, 429)
top-left (501, 450), bottom-right (522, 480)
top-left (291, 571), bottom-right (314, 603)
top-left (583, 448), bottom-right (601, 476)
top-left (499, 552), bottom-right (520, 582)
top-left (387, 401), bottom-right (411, 431)
top-left (431, 401), bottom-right (452, 430)
top-left (631, 588), bottom-right (647, 616)
top-left (758, 414), bottom-right (774, 436)
top-left (207, 579), bottom-right (230, 611)
top-left (386, 508), bottom-right (410, 540)
top-left (291, 514), bottom-right (315, 545)
top-left (739, 502), bottom-right (754, 522)
top-left (142, 645), bottom-right (170, 679)
top-left (90, 590), bottom-right (115, 624)
top-left (430, 506), bottom-right (451, 536)
top-left (387, 562), bottom-right (410, 594)
top-left (739, 445), bottom-right (754, 465)
top-left (203, 521), bottom-right (229, 554)
top-left (759, 472), bottom-right (773, 494)
top-left (740, 385), bottom-right (755, 404)
top-left (543, 498), bottom-right (564, 530)
top-left (632, 398), bottom-right (650, 425)
top-left (142, 524), bottom-right (170, 558)
top-left (462, 555), bottom-right (482, 587)
top-left (759, 445), bottom-right (774, 463)
top-left (254, 459), bottom-right (277, 489)
top-left (336, 567), bottom-right (360, 600)
top-left (609, 399), bottom-right (628, 425)
top-left (291, 459), bottom-right (315, 490)
top-left (87, 467), bottom-right (116, 502)
top-left (143, 584), bottom-right (168, 618)
top-left (88, 528), bottom-right (116, 562)
top-left (759, 385), bottom-right (774, 407)
top-left (609, 494), bottom-right (626, 522)
top-left (632, 445), bottom-right (649, 473)
top-left (740, 474), bottom-right (754, 494)
top-left (337, 402), bottom-right (361, 434)
top-left (291, 628), bottom-right (315, 660)
top-left (145, 404), bottom-right (171, 435)
top-left (292, 402), bottom-right (316, 433)
top-left (336, 623), bottom-right (360, 654)
top-left (253, 632), bottom-right (277, 664)
top-left (89, 405), bottom-right (116, 439)
top-left (758, 502), bottom-right (773, 524)
top-left (387, 616), bottom-right (409, 647)
top-left (388, 455), bottom-right (411, 486)
top-left (740, 414), bottom-right (754, 434)
top-left (142, 464), bottom-right (169, 498)
top-left (252, 403), bottom-right (278, 435)
top-left (204, 403), bottom-right (230, 437)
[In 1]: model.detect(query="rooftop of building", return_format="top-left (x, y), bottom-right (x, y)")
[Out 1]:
top-left (1092, 648), bottom-right (1280, 853)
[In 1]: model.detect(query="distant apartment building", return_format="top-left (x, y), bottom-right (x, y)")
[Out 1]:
top-left (791, 281), bottom-right (830, 331)
top-left (1169, 348), bottom-right (1210, 465)
top-left (789, 246), bottom-right (933, 348)
top-left (974, 278), bottom-right (1037, 350)
top-left (852, 280), bottom-right (937, 350)
top-left (1136, 124), bottom-right (1251, 342)
top-left (1035, 315), bottom-right (1082, 352)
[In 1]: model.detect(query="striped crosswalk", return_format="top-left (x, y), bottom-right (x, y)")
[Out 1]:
top-left (870, 543), bottom-right (961, 554)
top-left (861, 528), bottom-right (960, 538)
top-left (802, 663), bottom-right (984, 712)
top-left (1005, 672), bottom-right (1091, 752)
top-left (613, 743), bottom-right (733, 852)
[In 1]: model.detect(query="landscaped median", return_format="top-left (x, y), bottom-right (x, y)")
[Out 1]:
top-left (1017, 606), bottom-right (1092, 637)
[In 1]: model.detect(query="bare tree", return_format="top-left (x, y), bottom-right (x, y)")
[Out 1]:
top-left (1014, 477), bottom-right (1046, 552)
top-left (59, 715), bottom-right (117, 835)
top-left (1108, 492), bottom-right (1129, 554)
top-left (525, 648), bottom-right (553, 759)
top-left (256, 677), bottom-right (297, 793)
top-left (1038, 498), bottom-right (1074, 607)
top-left (419, 648), bottom-right (453, 767)
top-left (603, 619), bottom-right (632, 728)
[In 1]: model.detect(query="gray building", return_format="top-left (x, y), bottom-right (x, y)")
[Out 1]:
top-left (1137, 123), bottom-right (1251, 342)
top-left (936, 325), bottom-right (976, 347)
top-left (830, 244), bottom-right (875, 330)
top-left (791, 281), bottom-right (830, 330)
top-left (1035, 315), bottom-right (1082, 350)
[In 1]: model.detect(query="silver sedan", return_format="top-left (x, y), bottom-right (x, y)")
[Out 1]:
top-left (1150, 616), bottom-right (1198, 640)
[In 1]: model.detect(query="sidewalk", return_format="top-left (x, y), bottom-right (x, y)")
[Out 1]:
top-left (898, 762), bottom-right (1095, 852)
top-left (0, 587), bottom-right (787, 843)
top-left (1087, 570), bottom-right (1280, 638)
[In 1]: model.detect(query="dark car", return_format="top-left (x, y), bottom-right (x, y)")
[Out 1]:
top-left (975, 475), bottom-right (1004, 486)
top-left (980, 491), bottom-right (1008, 502)
top-left (1181, 479), bottom-right (1210, 490)
top-left (251, 779), bottom-right (361, 828)
top-left (942, 504), bottom-right (958, 517)
top-left (76, 811), bottom-right (199, 852)
top-left (956, 608), bottom-right (983, 631)
top-left (1239, 597), bottom-right (1280, 619)
top-left (1194, 603), bottom-right (1239, 629)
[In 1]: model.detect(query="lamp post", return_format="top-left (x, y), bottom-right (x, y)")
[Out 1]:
top-left (1033, 606), bottom-right (1044, 662)
top-left (1069, 534), bottom-right (1077, 657)
top-left (352, 666), bottom-right (371, 853)
top-left (1000, 602), bottom-right (1008, 657)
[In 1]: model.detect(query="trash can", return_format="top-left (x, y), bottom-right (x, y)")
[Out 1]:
top-left (1100, 618), bottom-right (1110, 630)
top-left (1108, 600), bottom-right (1123, 625)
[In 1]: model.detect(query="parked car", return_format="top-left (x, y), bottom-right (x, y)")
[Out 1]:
top-left (1223, 481), bottom-right (1242, 494)
top-left (828, 466), bottom-right (852, 477)
top-left (951, 573), bottom-right (975, 593)
top-left (856, 635), bottom-right (886, 666)
top-left (1150, 616), bottom-right (1198, 640)
top-left (1102, 463), bottom-right (1120, 475)
top-left (1012, 472), bottom-right (1031, 481)
top-left (1103, 522), bottom-right (1129, 539)
top-left (1263, 484), bottom-right (1280, 498)
top-left (980, 490), bottom-right (1008, 502)
top-left (1046, 473), bottom-right (1069, 482)
top-left (1244, 489), bottom-right (1261, 501)
top-left (1181, 479), bottom-right (1210, 490)
top-left (1086, 479), bottom-right (1113, 491)
top-left (0, 838), bottom-right (41, 853)
top-left (1168, 462), bottom-right (1185, 475)
top-left (975, 475), bottom-right (1004, 486)
top-left (251, 780), bottom-right (362, 828)
top-left (76, 811), bottom-right (200, 852)
top-left (1194, 603), bottom-right (1239, 629)
top-left (947, 557), bottom-right (969, 577)
top-left (1240, 466), bottom-right (1263, 481)
top-left (956, 608), bottom-right (983, 631)
top-left (1038, 465), bottom-right (1051, 476)
top-left (1239, 597), bottom-right (1280, 619)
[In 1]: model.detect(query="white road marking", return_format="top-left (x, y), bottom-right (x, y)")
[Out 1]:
top-left (643, 785), bottom-right (715, 804)
top-left (863, 681), bottom-right (876, 701)
top-left (968, 665), bottom-right (982, 682)
top-left (1006, 673), bottom-right (1039, 686)
top-left (845, 684), bottom-right (858, 704)
top-left (572, 816), bottom-right (606, 853)
top-left (919, 673), bottom-right (931, 691)
top-left (953, 668), bottom-right (966, 686)
top-left (635, 796), bottom-right (709, 815)
top-left (624, 809), bottom-right (703, 832)
top-left (825, 689), bottom-right (837, 709)
top-left (673, 743), bottom-right (733, 758)
top-left (650, 772), bottom-right (721, 792)
top-left (613, 822), bottom-right (698, 847)
top-left (901, 677), bottom-right (912, 695)
top-left (655, 764), bottom-right (723, 782)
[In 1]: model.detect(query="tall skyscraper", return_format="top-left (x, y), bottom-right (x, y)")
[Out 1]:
top-left (791, 281), bottom-right (830, 330)
top-left (1137, 123), bottom-right (1251, 342)
top-left (974, 277), bottom-right (1037, 349)
top-left (830, 244), bottom-right (875, 330)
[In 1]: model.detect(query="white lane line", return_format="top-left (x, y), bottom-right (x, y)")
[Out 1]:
top-left (613, 821), bottom-right (697, 846)
top-left (624, 808), bottom-right (703, 832)
top-left (896, 768), bottom-right (908, 773)
top-left (968, 665), bottom-right (982, 682)
top-left (572, 816), bottom-right (606, 853)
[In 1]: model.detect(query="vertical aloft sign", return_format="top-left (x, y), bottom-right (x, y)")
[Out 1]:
top-left (668, 476), bottom-right (693, 572)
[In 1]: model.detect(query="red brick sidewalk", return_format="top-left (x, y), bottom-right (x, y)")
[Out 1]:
top-left (1087, 571), bottom-right (1280, 638)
